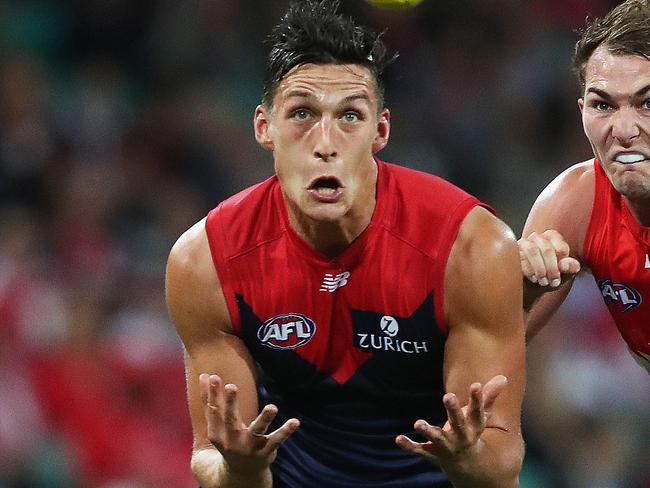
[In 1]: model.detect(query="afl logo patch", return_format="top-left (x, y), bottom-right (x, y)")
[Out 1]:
top-left (257, 313), bottom-right (316, 350)
top-left (598, 279), bottom-right (642, 313)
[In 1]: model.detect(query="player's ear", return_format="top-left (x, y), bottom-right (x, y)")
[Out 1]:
top-left (254, 104), bottom-right (274, 151)
top-left (372, 108), bottom-right (390, 154)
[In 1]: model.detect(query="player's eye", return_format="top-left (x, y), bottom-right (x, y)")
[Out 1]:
top-left (643, 98), bottom-right (650, 110)
top-left (342, 112), bottom-right (360, 123)
top-left (592, 100), bottom-right (612, 111)
top-left (291, 109), bottom-right (312, 120)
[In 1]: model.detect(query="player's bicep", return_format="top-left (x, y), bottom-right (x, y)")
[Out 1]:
top-left (521, 161), bottom-right (593, 259)
top-left (443, 207), bottom-right (525, 429)
top-left (165, 221), bottom-right (259, 447)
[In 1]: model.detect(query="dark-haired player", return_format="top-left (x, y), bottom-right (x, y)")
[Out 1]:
top-left (166, 1), bottom-right (525, 486)
top-left (519, 0), bottom-right (650, 374)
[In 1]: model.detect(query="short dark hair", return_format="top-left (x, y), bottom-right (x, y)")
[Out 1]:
top-left (574, 0), bottom-right (650, 87)
top-left (262, 0), bottom-right (392, 110)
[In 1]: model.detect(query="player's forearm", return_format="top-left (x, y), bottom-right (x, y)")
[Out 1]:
top-left (522, 279), bottom-right (547, 313)
top-left (442, 428), bottom-right (524, 488)
top-left (191, 447), bottom-right (273, 488)
top-left (523, 282), bottom-right (572, 343)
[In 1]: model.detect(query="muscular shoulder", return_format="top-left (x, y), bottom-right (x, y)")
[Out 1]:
top-left (167, 218), bottom-right (214, 290)
top-left (166, 218), bottom-right (232, 342)
top-left (536, 160), bottom-right (594, 204)
top-left (523, 159), bottom-right (595, 258)
top-left (450, 207), bottom-right (519, 275)
top-left (445, 207), bottom-right (521, 332)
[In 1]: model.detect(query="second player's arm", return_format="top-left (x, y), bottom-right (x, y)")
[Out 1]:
top-left (520, 162), bottom-right (593, 341)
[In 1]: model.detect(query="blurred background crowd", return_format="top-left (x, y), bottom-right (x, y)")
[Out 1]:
top-left (0, 1), bottom-right (648, 487)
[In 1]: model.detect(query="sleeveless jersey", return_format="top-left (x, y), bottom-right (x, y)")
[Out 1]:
top-left (583, 160), bottom-right (650, 372)
top-left (205, 159), bottom-right (488, 487)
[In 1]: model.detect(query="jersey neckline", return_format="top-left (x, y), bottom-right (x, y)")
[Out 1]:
top-left (274, 158), bottom-right (389, 269)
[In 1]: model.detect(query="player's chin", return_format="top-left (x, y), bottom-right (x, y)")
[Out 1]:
top-left (305, 203), bottom-right (348, 222)
top-left (614, 177), bottom-right (650, 200)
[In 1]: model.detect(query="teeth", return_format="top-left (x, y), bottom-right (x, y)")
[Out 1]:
top-left (616, 153), bottom-right (645, 164)
top-left (317, 187), bottom-right (336, 195)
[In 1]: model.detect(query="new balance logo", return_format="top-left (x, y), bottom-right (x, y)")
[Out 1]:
top-left (645, 254), bottom-right (650, 269)
top-left (320, 271), bottom-right (350, 292)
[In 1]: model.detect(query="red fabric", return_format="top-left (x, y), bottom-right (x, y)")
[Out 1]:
top-left (583, 160), bottom-right (650, 357)
top-left (205, 158), bottom-right (489, 351)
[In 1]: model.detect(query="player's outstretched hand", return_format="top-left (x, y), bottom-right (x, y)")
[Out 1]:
top-left (518, 230), bottom-right (580, 288)
top-left (395, 375), bottom-right (507, 466)
top-left (198, 373), bottom-right (300, 474)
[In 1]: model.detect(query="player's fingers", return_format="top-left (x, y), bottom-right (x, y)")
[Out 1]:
top-left (467, 383), bottom-right (486, 432)
top-left (199, 373), bottom-right (211, 405)
top-left (528, 233), bottom-right (561, 286)
top-left (518, 235), bottom-right (548, 284)
top-left (395, 434), bottom-right (440, 464)
top-left (204, 374), bottom-right (224, 415)
top-left (262, 418), bottom-right (300, 455)
top-left (223, 383), bottom-right (243, 430)
top-left (542, 229), bottom-right (571, 259)
top-left (442, 393), bottom-right (467, 440)
top-left (204, 375), bottom-right (226, 447)
top-left (519, 248), bottom-right (538, 283)
top-left (248, 404), bottom-right (278, 438)
top-left (481, 375), bottom-right (508, 411)
top-left (558, 256), bottom-right (581, 276)
top-left (395, 434), bottom-right (421, 453)
top-left (414, 420), bottom-right (452, 453)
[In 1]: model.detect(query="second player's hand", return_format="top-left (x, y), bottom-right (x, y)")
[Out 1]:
top-left (199, 373), bottom-right (300, 474)
top-left (518, 229), bottom-right (580, 288)
top-left (395, 375), bottom-right (507, 467)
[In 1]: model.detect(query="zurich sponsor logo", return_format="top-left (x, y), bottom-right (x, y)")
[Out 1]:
top-left (356, 315), bottom-right (428, 354)
top-left (598, 279), bottom-right (642, 313)
top-left (257, 313), bottom-right (316, 350)
top-left (380, 315), bottom-right (399, 337)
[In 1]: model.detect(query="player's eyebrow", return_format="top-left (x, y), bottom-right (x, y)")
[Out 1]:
top-left (586, 87), bottom-right (614, 100)
top-left (635, 83), bottom-right (650, 97)
top-left (586, 84), bottom-right (650, 100)
top-left (340, 93), bottom-right (372, 105)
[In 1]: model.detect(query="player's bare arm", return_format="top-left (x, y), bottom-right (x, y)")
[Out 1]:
top-left (519, 161), bottom-right (594, 341)
top-left (165, 219), bottom-right (299, 488)
top-left (397, 206), bottom-right (526, 488)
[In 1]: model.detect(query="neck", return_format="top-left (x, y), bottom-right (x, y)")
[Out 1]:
top-left (291, 216), bottom-right (370, 259)
top-left (624, 196), bottom-right (650, 227)
top-left (287, 177), bottom-right (377, 259)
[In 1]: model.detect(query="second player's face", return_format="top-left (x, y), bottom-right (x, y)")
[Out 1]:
top-left (256, 63), bottom-right (389, 223)
top-left (579, 44), bottom-right (650, 201)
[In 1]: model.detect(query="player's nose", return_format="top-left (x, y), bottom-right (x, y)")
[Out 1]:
top-left (611, 106), bottom-right (641, 145)
top-left (313, 116), bottom-right (338, 162)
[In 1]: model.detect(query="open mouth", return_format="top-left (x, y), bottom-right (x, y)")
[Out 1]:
top-left (307, 176), bottom-right (343, 200)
